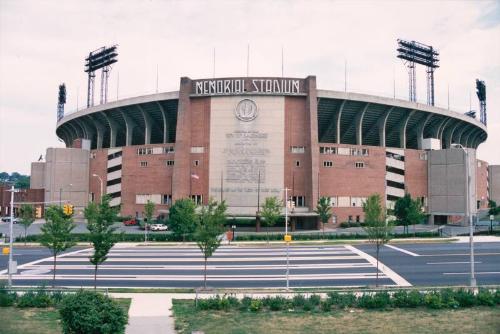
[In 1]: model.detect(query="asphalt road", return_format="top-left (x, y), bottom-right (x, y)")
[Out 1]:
top-left (0, 241), bottom-right (498, 289)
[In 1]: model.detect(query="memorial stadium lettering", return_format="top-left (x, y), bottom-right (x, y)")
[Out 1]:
top-left (193, 78), bottom-right (303, 96)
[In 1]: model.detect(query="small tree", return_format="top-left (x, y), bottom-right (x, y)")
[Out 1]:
top-left (85, 195), bottom-right (119, 289)
top-left (40, 206), bottom-right (76, 287)
top-left (169, 198), bottom-right (197, 241)
top-left (144, 200), bottom-right (155, 242)
top-left (195, 199), bottom-right (227, 289)
top-left (394, 194), bottom-right (426, 235)
top-left (362, 194), bottom-right (393, 286)
top-left (315, 197), bottom-right (332, 237)
top-left (488, 200), bottom-right (500, 216)
top-left (260, 197), bottom-right (282, 242)
top-left (19, 204), bottom-right (35, 245)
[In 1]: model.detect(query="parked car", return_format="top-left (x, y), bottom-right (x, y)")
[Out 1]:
top-left (1, 217), bottom-right (20, 224)
top-left (150, 224), bottom-right (168, 231)
top-left (123, 218), bottom-right (137, 226)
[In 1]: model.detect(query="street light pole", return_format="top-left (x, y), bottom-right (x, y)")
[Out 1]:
top-left (452, 144), bottom-right (476, 288)
top-left (285, 187), bottom-right (290, 290)
top-left (7, 186), bottom-right (19, 287)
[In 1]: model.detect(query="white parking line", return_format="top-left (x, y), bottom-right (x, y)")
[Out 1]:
top-left (346, 245), bottom-right (412, 287)
top-left (385, 244), bottom-right (420, 256)
top-left (427, 261), bottom-right (482, 265)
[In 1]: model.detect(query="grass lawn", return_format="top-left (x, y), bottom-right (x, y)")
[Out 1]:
top-left (172, 299), bottom-right (500, 334)
top-left (0, 298), bottom-right (131, 334)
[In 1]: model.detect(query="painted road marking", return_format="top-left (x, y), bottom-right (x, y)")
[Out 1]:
top-left (346, 245), bottom-right (412, 287)
top-left (443, 272), bottom-right (500, 275)
top-left (427, 261), bottom-right (482, 265)
top-left (385, 244), bottom-right (420, 256)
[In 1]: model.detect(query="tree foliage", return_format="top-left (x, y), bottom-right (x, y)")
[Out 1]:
top-left (19, 204), bottom-right (35, 245)
top-left (362, 194), bottom-right (393, 286)
top-left (195, 199), bottom-right (227, 289)
top-left (169, 198), bottom-right (197, 241)
top-left (40, 206), bottom-right (76, 287)
top-left (144, 200), bottom-right (155, 223)
top-left (394, 194), bottom-right (426, 234)
top-left (315, 197), bottom-right (332, 235)
top-left (488, 200), bottom-right (500, 216)
top-left (85, 195), bottom-right (119, 289)
top-left (260, 197), bottom-right (282, 241)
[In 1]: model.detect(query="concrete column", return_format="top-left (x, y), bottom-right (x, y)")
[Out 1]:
top-left (306, 76), bottom-right (320, 210)
top-left (137, 105), bottom-right (152, 145)
top-left (90, 115), bottom-right (106, 149)
top-left (157, 102), bottom-right (169, 143)
top-left (377, 107), bottom-right (393, 147)
top-left (103, 113), bottom-right (118, 148)
top-left (399, 110), bottom-right (415, 149)
top-left (355, 103), bottom-right (369, 145)
top-left (335, 101), bottom-right (344, 144)
top-left (416, 114), bottom-right (432, 149)
top-left (119, 108), bottom-right (136, 146)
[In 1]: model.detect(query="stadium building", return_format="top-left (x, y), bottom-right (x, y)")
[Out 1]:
top-left (28, 75), bottom-right (494, 229)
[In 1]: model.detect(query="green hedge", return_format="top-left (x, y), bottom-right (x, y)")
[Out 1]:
top-left (16, 233), bottom-right (189, 243)
top-left (196, 289), bottom-right (500, 312)
top-left (234, 231), bottom-right (439, 241)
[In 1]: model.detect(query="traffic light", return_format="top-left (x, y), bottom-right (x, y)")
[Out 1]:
top-left (35, 206), bottom-right (42, 219)
top-left (63, 204), bottom-right (69, 215)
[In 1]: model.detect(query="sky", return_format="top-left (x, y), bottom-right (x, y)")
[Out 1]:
top-left (0, 0), bottom-right (499, 174)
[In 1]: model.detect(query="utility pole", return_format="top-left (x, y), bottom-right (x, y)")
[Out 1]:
top-left (7, 186), bottom-right (19, 287)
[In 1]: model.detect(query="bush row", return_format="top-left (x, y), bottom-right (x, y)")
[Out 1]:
top-left (16, 231), bottom-right (440, 243)
top-left (234, 231), bottom-right (439, 241)
top-left (196, 289), bottom-right (500, 312)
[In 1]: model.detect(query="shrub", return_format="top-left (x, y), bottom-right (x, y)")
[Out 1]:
top-left (266, 296), bottom-right (289, 311)
top-left (453, 289), bottom-right (476, 307)
top-left (494, 289), bottom-right (500, 305)
top-left (327, 292), bottom-right (357, 309)
top-left (476, 289), bottom-right (495, 306)
top-left (424, 291), bottom-right (443, 309)
top-left (357, 293), bottom-right (392, 309)
top-left (240, 296), bottom-right (252, 311)
top-left (440, 289), bottom-right (459, 309)
top-left (59, 290), bottom-right (127, 334)
top-left (308, 294), bottom-right (321, 306)
top-left (0, 285), bottom-right (16, 307)
top-left (320, 299), bottom-right (333, 312)
top-left (292, 294), bottom-right (307, 309)
top-left (406, 290), bottom-right (423, 307)
top-left (17, 288), bottom-right (52, 308)
top-left (302, 301), bottom-right (313, 311)
top-left (249, 299), bottom-right (262, 312)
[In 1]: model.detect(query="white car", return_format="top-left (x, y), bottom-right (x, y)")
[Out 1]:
top-left (1, 217), bottom-right (20, 224)
top-left (150, 224), bottom-right (168, 231)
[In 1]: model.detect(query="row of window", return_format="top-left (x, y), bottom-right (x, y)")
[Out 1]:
top-left (328, 196), bottom-right (367, 208)
top-left (136, 194), bottom-right (172, 205)
top-left (139, 160), bottom-right (200, 167)
top-left (323, 161), bottom-right (365, 168)
top-left (320, 147), bottom-right (369, 156)
top-left (137, 146), bottom-right (175, 155)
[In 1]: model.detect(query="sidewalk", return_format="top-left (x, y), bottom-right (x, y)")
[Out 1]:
top-left (110, 293), bottom-right (176, 334)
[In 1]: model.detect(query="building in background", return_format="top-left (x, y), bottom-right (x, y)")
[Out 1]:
top-left (30, 75), bottom-right (492, 228)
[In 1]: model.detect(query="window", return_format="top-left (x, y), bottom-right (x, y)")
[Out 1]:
top-left (332, 216), bottom-right (337, 225)
top-left (386, 166), bottom-right (405, 175)
top-left (386, 180), bottom-right (405, 189)
top-left (350, 148), bottom-right (369, 156)
top-left (140, 161), bottom-right (148, 167)
top-left (292, 196), bottom-right (306, 207)
top-left (330, 196), bottom-right (338, 207)
top-left (290, 146), bottom-right (305, 153)
top-left (136, 194), bottom-right (161, 204)
top-left (351, 197), bottom-right (367, 207)
top-left (295, 160), bottom-right (300, 167)
top-left (338, 147), bottom-right (350, 155)
top-left (323, 161), bottom-right (333, 167)
top-left (193, 160), bottom-right (200, 167)
top-left (386, 151), bottom-right (405, 161)
top-left (191, 146), bottom-right (204, 153)
top-left (137, 148), bottom-right (153, 155)
top-left (355, 162), bottom-right (365, 168)
top-left (166, 160), bottom-right (174, 166)
top-left (338, 196), bottom-right (350, 207)
top-left (356, 215), bottom-right (360, 223)
top-left (191, 194), bottom-right (203, 205)
top-left (162, 194), bottom-right (172, 205)
top-left (164, 146), bottom-right (175, 154)
top-left (419, 152), bottom-right (428, 160)
top-left (320, 147), bottom-right (337, 155)
top-left (90, 192), bottom-right (95, 202)
top-left (90, 152), bottom-right (96, 159)
top-left (348, 215), bottom-right (353, 222)
top-left (108, 151), bottom-right (122, 159)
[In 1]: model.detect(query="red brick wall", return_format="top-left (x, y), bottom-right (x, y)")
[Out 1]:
top-left (189, 98), bottom-right (210, 203)
top-left (404, 149), bottom-right (428, 200)
top-left (318, 144), bottom-right (386, 225)
top-left (476, 159), bottom-right (489, 210)
top-left (285, 96), bottom-right (309, 204)
top-left (89, 149), bottom-right (108, 204)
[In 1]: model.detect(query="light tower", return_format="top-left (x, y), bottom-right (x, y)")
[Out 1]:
top-left (57, 83), bottom-right (66, 121)
top-left (476, 79), bottom-right (486, 125)
top-left (85, 45), bottom-right (118, 107)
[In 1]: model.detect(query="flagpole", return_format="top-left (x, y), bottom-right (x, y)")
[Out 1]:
top-left (220, 170), bottom-right (223, 203)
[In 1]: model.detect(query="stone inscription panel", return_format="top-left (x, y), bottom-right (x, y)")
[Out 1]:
top-left (209, 96), bottom-right (284, 215)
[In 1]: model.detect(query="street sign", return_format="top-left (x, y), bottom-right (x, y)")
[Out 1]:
top-left (9, 260), bottom-right (17, 274)
top-left (490, 215), bottom-right (494, 221)
top-left (284, 234), bottom-right (292, 242)
top-left (2, 247), bottom-right (9, 255)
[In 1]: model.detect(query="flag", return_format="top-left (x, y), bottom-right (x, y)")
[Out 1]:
top-left (191, 173), bottom-right (199, 179)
